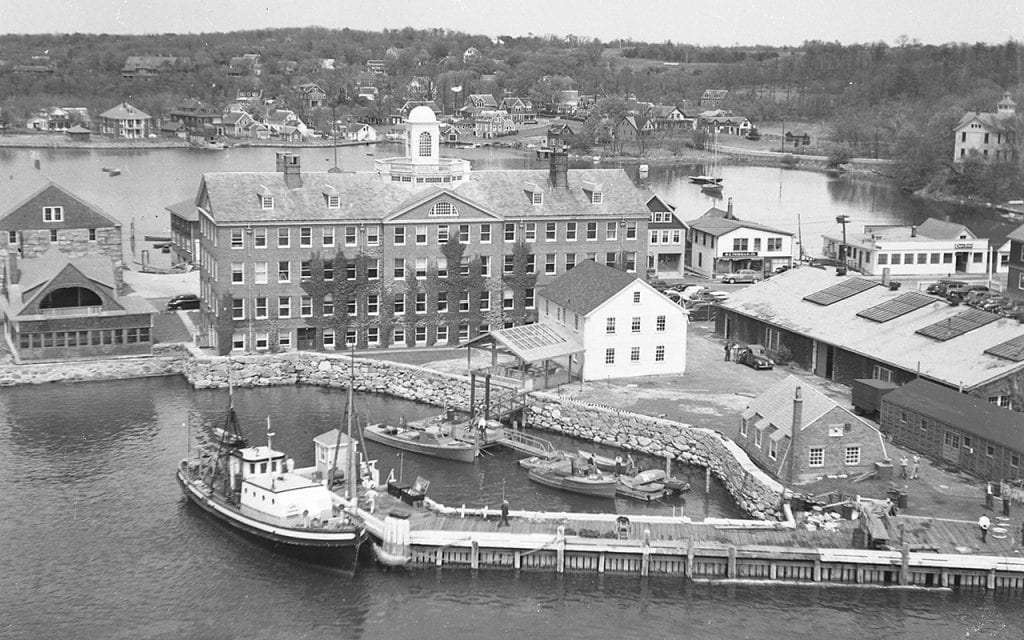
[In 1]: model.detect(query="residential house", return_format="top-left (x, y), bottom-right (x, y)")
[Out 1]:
top-left (821, 218), bottom-right (990, 277)
top-left (190, 106), bottom-right (649, 355)
top-left (715, 267), bottom-right (1024, 407)
top-left (650, 104), bottom-right (693, 130)
top-left (294, 83), bottom-right (327, 110)
top-left (159, 120), bottom-right (186, 139)
top-left (98, 102), bottom-right (151, 139)
top-left (697, 110), bottom-right (753, 137)
top-left (537, 259), bottom-right (687, 380)
top-left (785, 130), bottom-right (811, 146)
top-left (366, 60), bottom-right (386, 75)
top-left (953, 91), bottom-right (1018, 162)
top-left (699, 90), bottom-right (729, 110)
top-left (615, 115), bottom-right (655, 152)
top-left (552, 90), bottom-right (580, 116)
top-left (440, 123), bottom-right (461, 145)
top-left (474, 110), bottom-right (517, 138)
top-left (686, 199), bottom-right (794, 278)
top-left (222, 111), bottom-right (255, 138)
top-left (266, 110), bottom-right (307, 138)
top-left (739, 375), bottom-right (887, 484)
top-left (546, 123), bottom-right (574, 149)
top-left (235, 89), bottom-right (264, 107)
top-left (228, 54), bottom-right (261, 77)
top-left (499, 97), bottom-right (536, 124)
top-left (646, 195), bottom-right (689, 278)
top-left (66, 125), bottom-right (91, 142)
top-left (358, 86), bottom-right (379, 102)
top-left (881, 378), bottom-right (1024, 480)
top-left (169, 99), bottom-right (223, 136)
top-left (0, 249), bottom-right (154, 362)
top-left (462, 47), bottom-right (482, 65)
top-left (460, 94), bottom-right (499, 118)
top-left (120, 55), bottom-right (180, 79)
top-left (346, 123), bottom-right (378, 143)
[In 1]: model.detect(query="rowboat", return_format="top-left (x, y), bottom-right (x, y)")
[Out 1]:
top-left (364, 422), bottom-right (477, 463)
top-left (526, 457), bottom-right (617, 499)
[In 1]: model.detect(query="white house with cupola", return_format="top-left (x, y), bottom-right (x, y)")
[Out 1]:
top-left (821, 218), bottom-right (990, 277)
top-left (538, 260), bottom-right (687, 380)
top-left (953, 91), bottom-right (1017, 162)
top-left (686, 199), bottom-right (794, 278)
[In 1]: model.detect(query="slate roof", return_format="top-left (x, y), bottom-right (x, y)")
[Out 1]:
top-left (166, 198), bottom-right (197, 222)
top-left (538, 259), bottom-right (638, 316)
top-left (1007, 223), bottom-right (1024, 243)
top-left (686, 209), bottom-right (792, 237)
top-left (915, 218), bottom-right (974, 240)
top-left (717, 267), bottom-right (1024, 390)
top-left (745, 374), bottom-right (854, 438)
top-left (954, 111), bottom-right (1015, 133)
top-left (882, 378), bottom-right (1024, 453)
top-left (199, 167), bottom-right (649, 224)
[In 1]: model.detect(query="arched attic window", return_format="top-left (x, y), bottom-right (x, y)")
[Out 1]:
top-left (39, 286), bottom-right (102, 309)
top-left (418, 131), bottom-right (432, 157)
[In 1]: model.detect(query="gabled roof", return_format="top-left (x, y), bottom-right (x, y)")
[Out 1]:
top-left (166, 198), bottom-right (197, 222)
top-left (0, 175), bottom-right (120, 230)
top-left (1007, 222), bottom-right (1024, 243)
top-left (915, 218), bottom-right (975, 240)
top-left (686, 208), bottom-right (792, 237)
top-left (883, 378), bottom-right (1024, 453)
top-left (954, 111), bottom-right (1015, 133)
top-left (538, 260), bottom-right (638, 316)
top-left (746, 374), bottom-right (856, 438)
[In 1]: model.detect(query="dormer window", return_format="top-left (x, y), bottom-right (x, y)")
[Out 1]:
top-left (43, 206), bottom-right (63, 222)
top-left (261, 195), bottom-right (274, 209)
top-left (582, 180), bottom-right (603, 204)
top-left (524, 182), bottom-right (543, 205)
top-left (327, 195), bottom-right (340, 208)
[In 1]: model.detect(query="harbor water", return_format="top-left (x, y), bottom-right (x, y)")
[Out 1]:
top-left (1, 377), bottom-right (1023, 639)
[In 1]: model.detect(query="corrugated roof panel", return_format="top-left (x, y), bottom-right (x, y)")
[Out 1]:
top-left (984, 334), bottom-right (1024, 362)
top-left (803, 278), bottom-right (878, 306)
top-left (856, 292), bottom-right (935, 323)
top-left (915, 309), bottom-right (999, 341)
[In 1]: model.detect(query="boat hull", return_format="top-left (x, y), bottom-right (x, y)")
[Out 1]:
top-left (363, 425), bottom-right (477, 463)
top-left (176, 466), bottom-right (365, 570)
top-left (527, 468), bottom-right (617, 498)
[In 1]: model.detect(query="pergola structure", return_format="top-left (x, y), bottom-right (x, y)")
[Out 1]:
top-left (463, 323), bottom-right (584, 392)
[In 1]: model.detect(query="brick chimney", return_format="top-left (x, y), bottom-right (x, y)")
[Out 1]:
top-left (549, 138), bottom-right (569, 189)
top-left (789, 386), bottom-right (803, 484)
top-left (276, 152), bottom-right (302, 189)
top-left (726, 197), bottom-right (734, 219)
top-left (910, 225), bottom-right (916, 237)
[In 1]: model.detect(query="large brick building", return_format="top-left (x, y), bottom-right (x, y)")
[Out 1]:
top-left (187, 107), bottom-right (651, 354)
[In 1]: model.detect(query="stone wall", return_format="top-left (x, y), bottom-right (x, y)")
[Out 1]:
top-left (0, 346), bottom-right (185, 386)
top-left (182, 349), bottom-right (786, 520)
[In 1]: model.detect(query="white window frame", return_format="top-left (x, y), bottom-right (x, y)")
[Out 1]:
top-left (808, 447), bottom-right (824, 467)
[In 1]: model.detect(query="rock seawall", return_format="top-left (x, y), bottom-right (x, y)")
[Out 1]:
top-left (0, 343), bottom-right (188, 386)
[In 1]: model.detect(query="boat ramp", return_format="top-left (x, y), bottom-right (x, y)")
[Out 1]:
top-left (353, 495), bottom-right (1024, 592)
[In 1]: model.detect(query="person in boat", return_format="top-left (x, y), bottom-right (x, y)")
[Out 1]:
top-left (615, 455), bottom-right (623, 476)
top-left (365, 485), bottom-right (379, 514)
top-left (626, 454), bottom-right (637, 476)
top-left (588, 455), bottom-right (599, 475)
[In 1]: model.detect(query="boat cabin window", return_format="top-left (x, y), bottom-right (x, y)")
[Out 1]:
top-left (260, 462), bottom-right (267, 473)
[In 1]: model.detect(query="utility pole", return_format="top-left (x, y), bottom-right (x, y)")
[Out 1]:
top-left (835, 215), bottom-right (850, 275)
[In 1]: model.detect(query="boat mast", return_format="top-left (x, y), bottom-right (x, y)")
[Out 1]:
top-left (346, 341), bottom-right (357, 500)
top-left (266, 416), bottom-right (276, 489)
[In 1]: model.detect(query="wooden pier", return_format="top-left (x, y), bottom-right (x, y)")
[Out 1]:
top-left (354, 497), bottom-right (1024, 592)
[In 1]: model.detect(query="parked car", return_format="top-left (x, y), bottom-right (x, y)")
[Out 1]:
top-left (979, 295), bottom-right (1010, 312)
top-left (946, 284), bottom-right (989, 304)
top-left (167, 294), bottom-right (201, 310)
top-left (677, 284), bottom-right (707, 300)
top-left (721, 269), bottom-right (760, 284)
top-left (926, 278), bottom-right (967, 296)
top-left (736, 345), bottom-right (774, 370)
top-left (964, 290), bottom-right (1002, 308)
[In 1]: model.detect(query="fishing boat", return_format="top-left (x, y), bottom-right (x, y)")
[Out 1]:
top-left (701, 181), bottom-right (724, 196)
top-left (526, 457), bottom-right (617, 499)
top-left (363, 422), bottom-right (477, 463)
top-left (577, 450), bottom-right (618, 473)
top-left (176, 391), bottom-right (368, 570)
top-left (689, 130), bottom-right (723, 187)
top-left (615, 469), bottom-right (674, 502)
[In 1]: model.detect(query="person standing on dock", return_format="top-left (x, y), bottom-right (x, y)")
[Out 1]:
top-left (499, 499), bottom-right (510, 527)
top-left (899, 456), bottom-right (908, 479)
top-left (979, 514), bottom-right (991, 542)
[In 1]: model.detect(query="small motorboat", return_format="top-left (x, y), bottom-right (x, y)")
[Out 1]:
top-left (526, 457), bottom-right (617, 499)
top-left (701, 182), bottom-right (724, 196)
top-left (616, 469), bottom-right (671, 502)
top-left (577, 450), bottom-right (618, 473)
top-left (364, 422), bottom-right (477, 463)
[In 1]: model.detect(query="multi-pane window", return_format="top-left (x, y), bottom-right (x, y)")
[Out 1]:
top-left (526, 254), bottom-right (536, 274)
top-left (299, 227), bottom-right (312, 247)
top-left (565, 253), bottom-right (576, 271)
top-left (630, 347), bottom-right (640, 362)
top-left (503, 255), bottom-right (515, 274)
top-left (605, 252), bottom-right (616, 267)
top-left (300, 261), bottom-right (311, 280)
top-left (844, 446), bottom-right (861, 465)
top-left (656, 315), bottom-right (666, 331)
top-left (437, 257), bottom-right (448, 278)
top-left (625, 222), bottom-right (637, 239)
top-left (254, 262), bottom-right (268, 284)
top-left (323, 294), bottom-right (334, 317)
top-left (480, 224), bottom-right (491, 243)
top-left (335, 225), bottom-right (352, 246)
top-left (586, 222), bottom-right (598, 240)
top-left (394, 258), bottom-right (405, 279)
top-left (327, 194), bottom-right (341, 209)
top-left (323, 260), bottom-right (334, 281)
top-left (366, 226), bottom-right (380, 245)
top-left (255, 331), bottom-right (269, 350)
top-left (631, 317), bottom-right (641, 333)
top-left (346, 298), bottom-right (356, 315)
top-left (43, 206), bottom-right (63, 222)
top-left (231, 263), bottom-right (244, 283)
top-left (606, 317), bottom-right (616, 334)
top-left (768, 438), bottom-right (777, 460)
top-left (436, 292), bottom-right (448, 312)
top-left (457, 324), bottom-right (469, 342)
top-left (733, 238), bottom-right (749, 251)
top-left (606, 222), bottom-right (618, 240)
top-left (459, 292), bottom-right (470, 311)
top-left (300, 296), bottom-right (313, 317)
top-left (367, 259), bottom-right (379, 280)
top-left (367, 327), bottom-right (380, 345)
top-left (231, 229), bottom-right (244, 249)
top-left (566, 222), bottom-right (577, 241)
top-left (458, 224), bottom-right (470, 243)
top-left (437, 224), bottom-right (450, 244)
top-left (277, 228), bottom-right (289, 248)
top-left (545, 253), bottom-right (556, 274)
top-left (232, 298), bottom-right (245, 320)
top-left (367, 294), bottom-right (379, 315)
top-left (255, 297), bottom-right (268, 319)
top-left (261, 195), bottom-right (274, 210)
top-left (278, 296), bottom-right (291, 318)
top-left (480, 291), bottom-right (491, 311)
top-left (50, 229), bottom-right (58, 242)
top-left (323, 329), bottom-right (336, 349)
top-left (605, 348), bottom-right (615, 364)
top-left (655, 345), bottom-right (665, 362)
top-left (232, 333), bottom-right (245, 351)
top-left (393, 295), bottom-right (405, 315)
top-left (524, 222), bottom-right (537, 242)
top-left (418, 131), bottom-right (431, 156)
top-left (345, 263), bottom-right (356, 281)
top-left (415, 326), bottom-right (427, 343)
top-left (767, 237), bottom-right (783, 251)
top-left (393, 226), bottom-right (405, 245)
top-left (254, 228), bottom-right (267, 247)
top-left (480, 256), bottom-right (490, 277)
top-left (393, 327), bottom-right (405, 345)
top-left (624, 252), bottom-right (636, 272)
top-left (416, 293), bottom-right (427, 314)
top-left (277, 329), bottom-right (290, 350)
top-left (808, 447), bottom-right (824, 467)
top-left (545, 222), bottom-right (557, 241)
top-left (504, 223), bottom-right (516, 242)
top-left (436, 325), bottom-right (448, 344)
top-left (415, 257), bottom-right (428, 278)
top-left (415, 225), bottom-right (428, 245)
top-left (525, 288), bottom-right (535, 309)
